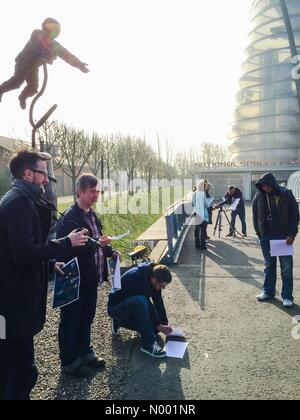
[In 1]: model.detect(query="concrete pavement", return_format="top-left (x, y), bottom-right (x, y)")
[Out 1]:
top-left (122, 206), bottom-right (300, 400)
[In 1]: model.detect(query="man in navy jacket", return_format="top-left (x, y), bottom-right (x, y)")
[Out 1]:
top-left (57, 174), bottom-right (120, 378)
top-left (108, 262), bottom-right (173, 358)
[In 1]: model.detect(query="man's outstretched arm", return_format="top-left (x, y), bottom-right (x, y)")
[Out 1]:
top-left (53, 41), bottom-right (89, 73)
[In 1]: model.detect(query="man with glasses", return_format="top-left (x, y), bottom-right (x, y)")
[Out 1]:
top-left (108, 262), bottom-right (173, 358)
top-left (0, 150), bottom-right (89, 400)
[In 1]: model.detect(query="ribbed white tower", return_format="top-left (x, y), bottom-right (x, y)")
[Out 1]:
top-left (229, 0), bottom-right (300, 162)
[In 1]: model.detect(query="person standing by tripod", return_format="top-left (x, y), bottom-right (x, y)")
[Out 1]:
top-left (192, 180), bottom-right (210, 250)
top-left (224, 186), bottom-right (247, 238)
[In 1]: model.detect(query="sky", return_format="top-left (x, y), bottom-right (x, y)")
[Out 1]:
top-left (0, 0), bottom-right (253, 153)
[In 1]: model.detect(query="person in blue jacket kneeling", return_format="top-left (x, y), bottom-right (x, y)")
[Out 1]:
top-left (108, 262), bottom-right (173, 358)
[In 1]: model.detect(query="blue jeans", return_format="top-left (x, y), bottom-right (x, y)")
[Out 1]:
top-left (230, 207), bottom-right (247, 235)
top-left (108, 295), bottom-right (156, 348)
top-left (59, 287), bottom-right (97, 367)
top-left (0, 337), bottom-right (38, 400)
top-left (260, 236), bottom-right (294, 301)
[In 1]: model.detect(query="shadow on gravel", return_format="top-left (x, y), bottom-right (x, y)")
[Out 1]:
top-left (54, 371), bottom-right (98, 400)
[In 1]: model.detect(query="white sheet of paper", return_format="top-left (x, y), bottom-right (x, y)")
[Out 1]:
top-left (230, 198), bottom-right (240, 211)
top-left (165, 341), bottom-right (188, 359)
top-left (270, 240), bottom-right (294, 257)
top-left (110, 230), bottom-right (131, 241)
top-left (113, 256), bottom-right (121, 290)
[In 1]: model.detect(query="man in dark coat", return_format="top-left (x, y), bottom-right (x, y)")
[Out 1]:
top-left (0, 18), bottom-right (89, 109)
top-left (224, 186), bottom-right (247, 237)
top-left (57, 174), bottom-right (120, 378)
top-left (253, 173), bottom-right (299, 307)
top-left (108, 262), bottom-right (173, 358)
top-left (0, 150), bottom-right (89, 400)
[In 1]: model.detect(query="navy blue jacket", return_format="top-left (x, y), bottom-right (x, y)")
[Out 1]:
top-left (107, 262), bottom-right (168, 327)
top-left (57, 202), bottom-right (114, 291)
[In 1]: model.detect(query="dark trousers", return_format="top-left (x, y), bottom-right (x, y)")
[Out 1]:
top-left (59, 287), bottom-right (97, 367)
top-left (230, 207), bottom-right (247, 235)
top-left (260, 236), bottom-right (294, 300)
top-left (108, 295), bottom-right (156, 348)
top-left (194, 221), bottom-right (208, 247)
top-left (0, 337), bottom-right (37, 400)
top-left (0, 63), bottom-right (39, 100)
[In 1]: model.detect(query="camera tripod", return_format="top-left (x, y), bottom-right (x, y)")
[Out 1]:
top-left (213, 206), bottom-right (243, 239)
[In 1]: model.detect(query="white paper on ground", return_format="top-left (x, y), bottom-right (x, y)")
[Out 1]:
top-left (229, 198), bottom-right (240, 211)
top-left (165, 341), bottom-right (188, 359)
top-left (270, 240), bottom-right (294, 257)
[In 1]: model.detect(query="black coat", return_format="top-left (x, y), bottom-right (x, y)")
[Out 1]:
top-left (252, 173), bottom-right (299, 239)
top-left (56, 203), bottom-right (114, 292)
top-left (0, 180), bottom-right (72, 339)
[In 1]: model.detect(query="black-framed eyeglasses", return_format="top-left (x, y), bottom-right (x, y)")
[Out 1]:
top-left (30, 168), bottom-right (49, 177)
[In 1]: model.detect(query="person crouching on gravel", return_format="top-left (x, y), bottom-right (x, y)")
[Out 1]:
top-left (108, 262), bottom-right (173, 358)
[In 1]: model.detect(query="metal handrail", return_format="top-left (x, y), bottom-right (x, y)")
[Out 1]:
top-left (165, 192), bottom-right (193, 264)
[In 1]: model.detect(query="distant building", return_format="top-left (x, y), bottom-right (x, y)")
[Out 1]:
top-left (195, 162), bottom-right (300, 200)
top-left (0, 135), bottom-right (74, 196)
top-left (229, 0), bottom-right (300, 162)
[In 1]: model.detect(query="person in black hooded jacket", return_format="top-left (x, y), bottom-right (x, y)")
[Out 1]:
top-left (252, 173), bottom-right (299, 307)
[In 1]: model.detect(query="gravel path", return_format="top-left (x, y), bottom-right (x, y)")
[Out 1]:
top-left (31, 282), bottom-right (134, 401)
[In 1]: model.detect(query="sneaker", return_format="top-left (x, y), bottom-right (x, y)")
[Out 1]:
top-left (84, 357), bottom-right (106, 369)
top-left (200, 246), bottom-right (208, 250)
top-left (18, 95), bottom-right (26, 110)
top-left (112, 318), bottom-right (120, 335)
top-left (226, 233), bottom-right (233, 237)
top-left (243, 234), bottom-right (248, 238)
top-left (140, 342), bottom-right (167, 358)
top-left (257, 292), bottom-right (274, 302)
top-left (283, 299), bottom-right (293, 308)
top-left (79, 352), bottom-right (106, 369)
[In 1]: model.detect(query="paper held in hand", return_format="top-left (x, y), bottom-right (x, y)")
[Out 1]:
top-left (107, 256), bottom-right (122, 292)
top-left (270, 240), bottom-right (294, 257)
top-left (229, 198), bottom-right (240, 211)
top-left (109, 230), bottom-right (131, 241)
top-left (53, 258), bottom-right (80, 309)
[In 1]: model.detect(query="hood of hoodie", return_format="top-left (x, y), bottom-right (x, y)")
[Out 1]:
top-left (255, 173), bottom-right (281, 194)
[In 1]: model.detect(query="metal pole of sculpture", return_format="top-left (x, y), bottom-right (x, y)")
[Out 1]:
top-left (29, 64), bottom-right (57, 150)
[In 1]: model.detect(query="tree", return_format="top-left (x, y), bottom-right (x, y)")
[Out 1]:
top-left (37, 120), bottom-right (64, 169)
top-left (56, 125), bottom-right (94, 201)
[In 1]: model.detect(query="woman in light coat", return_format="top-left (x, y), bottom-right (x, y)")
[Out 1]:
top-left (192, 180), bottom-right (210, 249)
